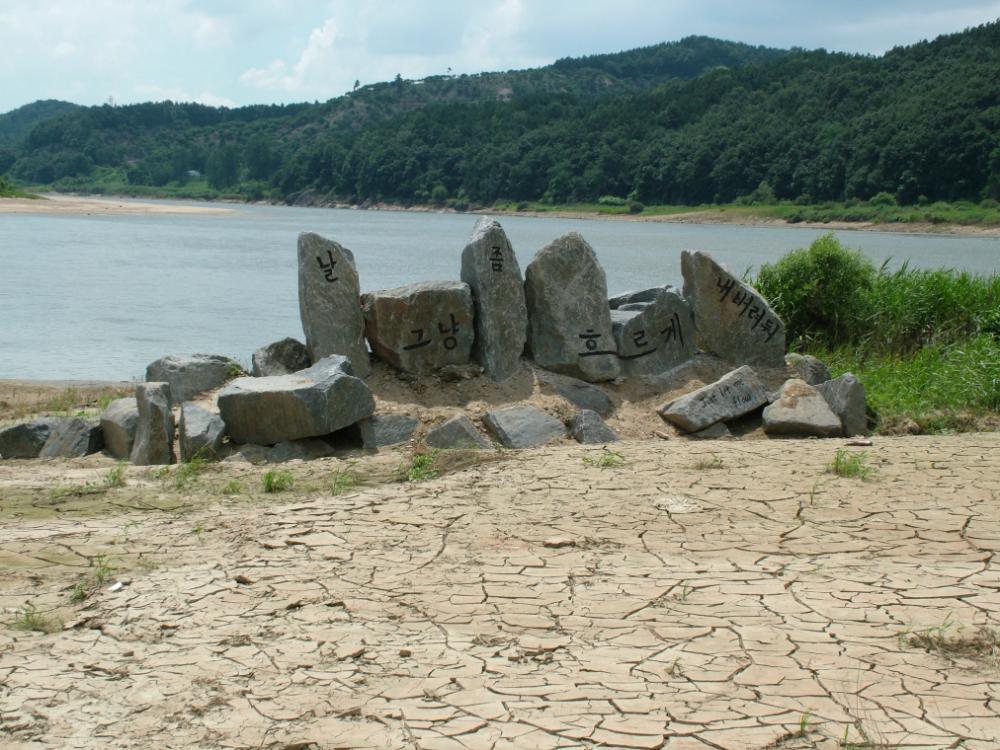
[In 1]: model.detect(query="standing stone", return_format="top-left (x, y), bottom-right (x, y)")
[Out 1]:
top-left (38, 418), bottom-right (103, 458)
top-left (569, 410), bottom-right (619, 444)
top-left (179, 403), bottom-right (226, 461)
top-left (252, 337), bottom-right (312, 377)
top-left (460, 217), bottom-right (528, 381)
top-left (362, 282), bottom-right (474, 375)
top-left (612, 290), bottom-right (696, 377)
top-left (0, 418), bottom-right (62, 459)
top-left (297, 233), bottom-right (371, 377)
top-left (524, 233), bottom-right (620, 382)
top-left (146, 353), bottom-right (240, 403)
top-left (763, 379), bottom-right (843, 438)
top-left (483, 404), bottom-right (567, 449)
top-left (786, 353), bottom-right (832, 386)
top-left (131, 382), bottom-right (175, 466)
top-left (425, 414), bottom-right (492, 450)
top-left (658, 365), bottom-right (769, 433)
top-left (359, 415), bottom-right (419, 449)
top-left (817, 373), bottom-right (867, 437)
top-left (681, 251), bottom-right (786, 367)
top-left (100, 398), bottom-right (139, 459)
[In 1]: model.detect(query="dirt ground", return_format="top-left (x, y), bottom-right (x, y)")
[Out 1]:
top-left (0, 194), bottom-right (234, 215)
top-left (1, 430), bottom-right (999, 749)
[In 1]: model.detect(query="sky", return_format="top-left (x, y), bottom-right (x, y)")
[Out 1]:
top-left (1, 0), bottom-right (999, 114)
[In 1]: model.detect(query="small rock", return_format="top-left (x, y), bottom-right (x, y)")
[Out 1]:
top-left (658, 365), bottom-right (769, 433)
top-left (178, 403), bottom-right (225, 461)
top-left (266, 438), bottom-right (336, 462)
top-left (688, 422), bottom-right (732, 440)
top-left (543, 536), bottom-right (576, 549)
top-left (569, 410), bottom-right (619, 444)
top-left (100, 398), bottom-right (138, 459)
top-left (358, 414), bottom-right (418, 449)
top-left (537, 370), bottom-right (615, 417)
top-left (816, 372), bottom-right (867, 437)
top-left (425, 415), bottom-right (492, 450)
top-left (0, 417), bottom-right (62, 459)
top-left (223, 444), bottom-right (270, 464)
top-left (146, 353), bottom-right (240, 403)
top-left (39, 418), bottom-right (103, 458)
top-left (786, 353), bottom-right (832, 386)
top-left (483, 404), bottom-right (567, 449)
top-left (762, 378), bottom-right (843, 438)
top-left (131, 382), bottom-right (175, 465)
top-left (252, 337), bottom-right (311, 377)
top-left (398, 648), bottom-right (412, 658)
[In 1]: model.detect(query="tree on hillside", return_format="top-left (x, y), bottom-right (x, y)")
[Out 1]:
top-left (206, 144), bottom-right (240, 189)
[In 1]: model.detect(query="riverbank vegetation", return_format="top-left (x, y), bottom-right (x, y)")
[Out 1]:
top-left (0, 175), bottom-right (35, 198)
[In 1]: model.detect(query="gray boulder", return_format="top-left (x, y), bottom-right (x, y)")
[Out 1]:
top-left (252, 337), bottom-right (311, 377)
top-left (297, 233), bottom-right (370, 378)
top-left (146, 353), bottom-right (240, 403)
top-left (216, 356), bottom-right (375, 446)
top-left (524, 233), bottom-right (620, 382)
top-left (131, 382), bottom-right (175, 466)
top-left (658, 365), bottom-right (769, 433)
top-left (0, 418), bottom-right (62, 459)
top-left (483, 404), bottom-right (567, 449)
top-left (460, 217), bottom-right (528, 382)
top-left (569, 410), bottom-right (619, 444)
top-left (817, 373), bottom-right (867, 437)
top-left (359, 414), bottom-right (418, 449)
top-left (425, 415), bottom-right (491, 450)
top-left (266, 438), bottom-right (336, 463)
top-left (612, 290), bottom-right (696, 377)
top-left (362, 282), bottom-right (475, 374)
top-left (179, 403), bottom-right (226, 461)
top-left (222, 444), bottom-right (270, 465)
top-left (786, 353), bottom-right (832, 386)
top-left (38, 418), bottom-right (103, 459)
top-left (763, 379), bottom-right (843, 438)
top-left (537, 370), bottom-right (615, 418)
top-left (681, 251), bottom-right (786, 367)
top-left (100, 398), bottom-right (138, 459)
top-left (689, 422), bottom-right (732, 440)
top-left (609, 286), bottom-right (671, 309)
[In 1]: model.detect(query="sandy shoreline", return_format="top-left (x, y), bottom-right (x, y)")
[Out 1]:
top-left (0, 193), bottom-right (235, 215)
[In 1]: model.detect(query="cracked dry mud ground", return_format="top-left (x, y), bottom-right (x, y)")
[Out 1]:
top-left (1, 435), bottom-right (999, 749)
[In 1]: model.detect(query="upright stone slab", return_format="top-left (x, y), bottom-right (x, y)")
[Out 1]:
top-left (252, 337), bottom-right (311, 377)
top-left (146, 353), bottom-right (239, 403)
top-left (681, 251), bottom-right (786, 367)
top-left (38, 418), bottom-right (103, 458)
top-left (0, 418), bottom-right (62, 459)
top-left (612, 290), bottom-right (696, 377)
top-left (524, 233), bottom-right (620, 382)
top-left (658, 365), bottom-right (769, 433)
top-left (179, 403), bottom-right (226, 461)
top-left (817, 373), bottom-right (867, 437)
top-left (298, 233), bottom-right (371, 377)
top-left (763, 379), bottom-right (843, 438)
top-left (131, 382), bottom-right (175, 466)
top-left (362, 282), bottom-right (474, 375)
top-left (460, 217), bottom-right (528, 381)
top-left (100, 398), bottom-right (139, 459)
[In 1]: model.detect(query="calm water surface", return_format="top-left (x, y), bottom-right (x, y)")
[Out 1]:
top-left (1, 200), bottom-right (998, 379)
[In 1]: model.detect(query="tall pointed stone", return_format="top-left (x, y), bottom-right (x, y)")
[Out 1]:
top-left (460, 217), bottom-right (528, 381)
top-left (524, 233), bottom-right (620, 382)
top-left (131, 382), bottom-right (175, 466)
top-left (298, 232), bottom-right (371, 377)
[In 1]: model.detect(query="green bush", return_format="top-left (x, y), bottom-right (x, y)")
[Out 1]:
top-left (597, 195), bottom-right (627, 206)
top-left (628, 200), bottom-right (645, 214)
top-left (869, 191), bottom-right (897, 207)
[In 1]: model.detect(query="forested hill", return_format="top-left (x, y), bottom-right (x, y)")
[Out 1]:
top-left (0, 100), bottom-right (79, 146)
top-left (3, 23), bottom-right (999, 207)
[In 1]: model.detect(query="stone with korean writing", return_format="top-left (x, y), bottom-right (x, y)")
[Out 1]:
top-left (524, 233), bottom-right (620, 382)
top-left (460, 217), bottom-right (528, 382)
top-left (611, 290), bottom-right (696, 377)
top-left (361, 281), bottom-right (475, 374)
top-left (657, 365), bottom-right (769, 433)
top-left (297, 232), bottom-right (371, 377)
top-left (681, 250), bottom-right (786, 367)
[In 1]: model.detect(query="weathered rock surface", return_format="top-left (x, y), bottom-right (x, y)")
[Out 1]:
top-left (681, 251), bottom-right (786, 367)
top-left (266, 438), bottom-right (336, 463)
top-left (359, 414), bottom-right (418, 449)
top-left (146, 353), bottom-right (239, 403)
top-left (483, 404), bottom-right (567, 449)
top-left (0, 418), bottom-right (62, 459)
top-left (689, 422), bottom-right (732, 440)
top-left (611, 290), bottom-right (696, 377)
top-left (362, 282), bottom-right (475, 374)
top-left (658, 365), bottom-right (769, 433)
top-left (222, 444), bottom-right (270, 464)
top-left (100, 398), bottom-right (138, 459)
top-left (460, 217), bottom-right (528, 382)
top-left (425, 414), bottom-right (492, 450)
top-left (569, 410), bottom-right (619, 444)
top-left (252, 337), bottom-right (311, 377)
top-left (38, 418), bottom-right (103, 458)
top-left (217, 356), bottom-right (374, 446)
top-left (537, 370), bottom-right (615, 418)
top-left (179, 404), bottom-right (226, 461)
top-left (297, 233), bottom-right (370, 377)
top-left (817, 373), bottom-right (867, 437)
top-left (762, 379), bottom-right (843, 438)
top-left (609, 286), bottom-right (671, 309)
top-left (131, 382), bottom-right (175, 465)
top-left (786, 353), bottom-right (832, 386)
top-left (524, 233), bottom-right (620, 382)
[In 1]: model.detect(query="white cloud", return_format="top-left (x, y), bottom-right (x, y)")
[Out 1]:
top-left (240, 17), bottom-right (340, 92)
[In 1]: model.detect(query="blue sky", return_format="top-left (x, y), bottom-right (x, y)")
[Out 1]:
top-left (1, 0), bottom-right (999, 114)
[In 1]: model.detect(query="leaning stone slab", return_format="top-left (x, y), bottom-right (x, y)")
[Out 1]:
top-left (460, 217), bottom-right (528, 382)
top-left (658, 365), bottom-right (769, 433)
top-left (817, 373), bottom-right (867, 437)
top-left (146, 353), bottom-right (240, 403)
top-left (179, 403), bottom-right (226, 461)
top-left (100, 398), bottom-right (138, 459)
top-left (612, 290), bottom-right (696, 377)
top-left (483, 404), bottom-right (567, 449)
top-left (266, 438), bottom-right (336, 463)
top-left (524, 233), bottom-right (620, 382)
top-left (786, 353), bottom-right (831, 386)
top-left (362, 282), bottom-right (475, 375)
top-left (609, 286), bottom-right (671, 309)
top-left (131, 382), bottom-right (175, 465)
top-left (359, 414), bottom-right (418, 449)
top-left (216, 356), bottom-right (375, 446)
top-left (425, 415), bottom-right (491, 450)
top-left (252, 337), bottom-right (311, 377)
top-left (763, 379), bottom-right (843, 438)
top-left (537, 370), bottom-right (614, 418)
top-left (681, 251), bottom-right (786, 367)
top-left (569, 410), bottom-right (619, 444)
top-left (298, 233), bottom-right (370, 377)
top-left (39, 418), bottom-right (103, 459)
top-left (0, 417), bottom-right (62, 459)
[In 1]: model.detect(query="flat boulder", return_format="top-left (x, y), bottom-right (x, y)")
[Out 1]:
top-left (131, 382), bottom-right (175, 465)
top-left (297, 233), bottom-right (370, 377)
top-left (537, 371), bottom-right (614, 418)
top-left (252, 337), bottom-right (311, 377)
top-left (763, 379), bottom-right (843, 438)
top-left (362, 282), bottom-right (474, 374)
top-left (658, 365), bottom-right (769, 433)
top-left (39, 418), bottom-right (103, 459)
top-left (483, 404), bottom-right (566, 449)
top-left (460, 217), bottom-right (528, 381)
top-left (612, 290), bottom-right (696, 377)
top-left (359, 414), bottom-right (418, 449)
top-left (786, 353), bottom-right (832, 386)
top-left (0, 418), bottom-right (62, 459)
top-left (216, 356), bottom-right (375, 446)
top-left (524, 233), bottom-right (620, 382)
top-left (146, 353), bottom-right (239, 403)
top-left (569, 410), bottom-right (619, 444)
top-left (266, 438), bottom-right (336, 463)
top-left (100, 398), bottom-right (139, 459)
top-left (681, 251), bottom-right (786, 367)
top-left (817, 373), bottom-right (867, 437)
top-left (425, 415), bottom-right (491, 450)
top-left (179, 403), bottom-right (226, 461)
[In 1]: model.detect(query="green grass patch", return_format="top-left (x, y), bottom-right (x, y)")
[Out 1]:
top-left (400, 452), bottom-right (440, 482)
top-left (262, 469), bottom-right (294, 493)
top-left (828, 449), bottom-right (874, 479)
top-left (582, 448), bottom-right (627, 468)
top-left (8, 603), bottom-right (62, 634)
top-left (330, 463), bottom-right (362, 495)
top-left (103, 463), bottom-right (127, 488)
